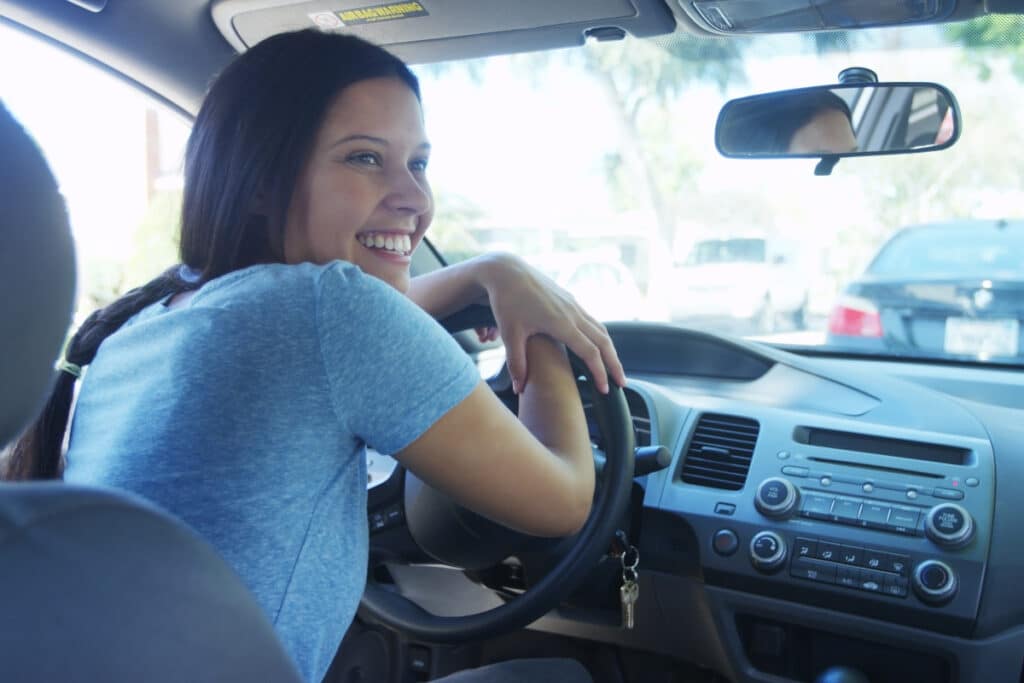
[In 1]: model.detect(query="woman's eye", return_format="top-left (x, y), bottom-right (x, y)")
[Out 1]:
top-left (409, 158), bottom-right (429, 173)
top-left (347, 152), bottom-right (382, 167)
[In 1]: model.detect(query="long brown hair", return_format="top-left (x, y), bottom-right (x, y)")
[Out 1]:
top-left (3, 31), bottom-right (420, 480)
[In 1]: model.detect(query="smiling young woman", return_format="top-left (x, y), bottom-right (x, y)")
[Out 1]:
top-left (3, 30), bottom-right (614, 683)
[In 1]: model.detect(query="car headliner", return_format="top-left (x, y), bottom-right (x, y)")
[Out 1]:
top-left (0, 0), bottom-right (1008, 118)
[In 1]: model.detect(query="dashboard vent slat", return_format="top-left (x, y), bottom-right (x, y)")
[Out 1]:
top-left (583, 387), bottom-right (653, 450)
top-left (680, 413), bottom-right (759, 490)
top-left (625, 389), bottom-right (652, 447)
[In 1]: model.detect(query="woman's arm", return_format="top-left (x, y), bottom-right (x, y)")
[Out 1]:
top-left (405, 253), bottom-right (493, 320)
top-left (395, 334), bottom-right (594, 536)
top-left (407, 252), bottom-right (626, 394)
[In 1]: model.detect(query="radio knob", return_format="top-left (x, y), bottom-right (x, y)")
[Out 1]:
top-left (912, 560), bottom-right (958, 605)
top-left (754, 477), bottom-right (800, 519)
top-left (925, 503), bottom-right (974, 549)
top-left (749, 530), bottom-right (787, 573)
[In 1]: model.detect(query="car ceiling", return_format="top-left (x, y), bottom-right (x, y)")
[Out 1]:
top-left (0, 0), bottom-right (1016, 117)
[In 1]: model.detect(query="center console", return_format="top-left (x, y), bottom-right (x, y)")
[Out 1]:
top-left (662, 419), bottom-right (994, 636)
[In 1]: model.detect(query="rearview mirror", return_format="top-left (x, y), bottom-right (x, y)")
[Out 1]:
top-left (716, 83), bottom-right (960, 159)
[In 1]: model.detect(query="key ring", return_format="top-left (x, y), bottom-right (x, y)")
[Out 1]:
top-left (620, 544), bottom-right (639, 572)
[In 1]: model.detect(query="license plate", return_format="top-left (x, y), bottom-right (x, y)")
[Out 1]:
top-left (944, 317), bottom-right (1020, 356)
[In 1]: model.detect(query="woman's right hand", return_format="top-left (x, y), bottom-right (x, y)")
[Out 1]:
top-left (475, 253), bottom-right (626, 395)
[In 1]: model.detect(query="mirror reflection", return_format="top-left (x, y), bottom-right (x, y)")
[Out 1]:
top-left (716, 84), bottom-right (959, 158)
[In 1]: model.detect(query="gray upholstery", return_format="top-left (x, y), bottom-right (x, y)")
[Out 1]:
top-left (0, 103), bottom-right (303, 681)
top-left (0, 103), bottom-right (75, 446)
top-left (0, 484), bottom-right (303, 682)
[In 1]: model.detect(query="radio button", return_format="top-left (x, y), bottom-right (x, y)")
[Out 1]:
top-left (801, 493), bottom-right (835, 520)
top-left (791, 558), bottom-right (836, 584)
top-left (933, 487), bottom-right (965, 501)
top-left (859, 503), bottom-right (891, 529)
top-left (887, 507), bottom-right (921, 534)
top-left (755, 478), bottom-right (800, 519)
top-left (781, 465), bottom-right (809, 477)
top-left (832, 497), bottom-right (863, 524)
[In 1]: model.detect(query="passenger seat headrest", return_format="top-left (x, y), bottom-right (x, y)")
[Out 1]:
top-left (0, 102), bottom-right (77, 446)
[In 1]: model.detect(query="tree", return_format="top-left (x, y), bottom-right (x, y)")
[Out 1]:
top-left (541, 38), bottom-right (745, 250)
top-left (946, 15), bottom-right (1024, 82)
top-left (427, 189), bottom-right (486, 264)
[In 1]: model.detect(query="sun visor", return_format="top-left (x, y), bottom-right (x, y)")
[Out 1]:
top-left (212, 0), bottom-right (676, 62)
top-left (678, 0), bottom-right (960, 34)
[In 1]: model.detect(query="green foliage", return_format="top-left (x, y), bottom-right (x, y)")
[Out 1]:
top-left (123, 189), bottom-right (182, 287)
top-left (529, 37), bottom-right (747, 250)
top-left (427, 190), bottom-right (486, 264)
top-left (946, 15), bottom-right (1024, 82)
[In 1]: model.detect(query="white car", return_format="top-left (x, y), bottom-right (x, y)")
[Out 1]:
top-left (668, 236), bottom-right (809, 332)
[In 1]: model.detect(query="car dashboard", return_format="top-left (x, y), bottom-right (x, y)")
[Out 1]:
top-left (371, 323), bottom-right (1024, 683)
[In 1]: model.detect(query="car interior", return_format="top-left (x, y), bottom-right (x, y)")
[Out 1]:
top-left (2, 1), bottom-right (1024, 682)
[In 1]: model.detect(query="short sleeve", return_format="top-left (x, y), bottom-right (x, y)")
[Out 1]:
top-left (314, 262), bottom-right (480, 454)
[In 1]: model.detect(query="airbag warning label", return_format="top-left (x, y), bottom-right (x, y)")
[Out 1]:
top-left (338, 2), bottom-right (428, 25)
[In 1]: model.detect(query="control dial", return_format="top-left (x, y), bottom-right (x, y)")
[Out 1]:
top-left (754, 477), bottom-right (800, 519)
top-left (749, 531), bottom-right (787, 573)
top-left (912, 560), bottom-right (958, 605)
top-left (925, 503), bottom-right (974, 549)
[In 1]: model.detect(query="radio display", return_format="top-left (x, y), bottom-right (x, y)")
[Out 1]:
top-left (795, 427), bottom-right (969, 466)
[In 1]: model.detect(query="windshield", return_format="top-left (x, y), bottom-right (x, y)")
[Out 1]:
top-left (868, 222), bottom-right (1024, 278)
top-left (416, 15), bottom-right (1024, 365)
top-left (686, 239), bottom-right (767, 265)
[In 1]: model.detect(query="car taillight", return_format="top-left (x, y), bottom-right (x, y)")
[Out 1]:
top-left (828, 296), bottom-right (883, 337)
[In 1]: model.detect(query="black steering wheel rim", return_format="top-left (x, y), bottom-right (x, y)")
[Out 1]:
top-left (359, 304), bottom-right (635, 643)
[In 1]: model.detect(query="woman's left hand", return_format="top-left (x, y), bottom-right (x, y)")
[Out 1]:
top-left (476, 253), bottom-right (626, 395)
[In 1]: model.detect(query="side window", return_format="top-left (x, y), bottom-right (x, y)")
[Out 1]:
top-left (0, 24), bottom-right (190, 327)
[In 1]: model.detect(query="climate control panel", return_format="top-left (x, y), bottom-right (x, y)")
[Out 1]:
top-left (789, 535), bottom-right (911, 598)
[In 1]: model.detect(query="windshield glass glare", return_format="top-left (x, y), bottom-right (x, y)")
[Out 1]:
top-left (416, 16), bottom-right (1024, 365)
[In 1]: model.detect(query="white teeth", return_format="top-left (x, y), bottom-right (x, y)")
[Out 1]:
top-left (359, 232), bottom-right (412, 255)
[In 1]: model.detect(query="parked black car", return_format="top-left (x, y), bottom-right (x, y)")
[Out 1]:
top-left (827, 220), bottom-right (1024, 360)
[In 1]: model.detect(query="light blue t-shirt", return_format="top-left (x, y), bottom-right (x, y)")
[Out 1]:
top-left (64, 261), bottom-right (480, 682)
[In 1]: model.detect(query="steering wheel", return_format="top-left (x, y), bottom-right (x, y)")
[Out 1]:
top-left (360, 305), bottom-right (635, 643)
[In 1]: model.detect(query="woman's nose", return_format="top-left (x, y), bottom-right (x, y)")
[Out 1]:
top-left (385, 168), bottom-right (431, 215)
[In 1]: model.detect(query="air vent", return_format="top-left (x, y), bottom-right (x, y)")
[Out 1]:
top-left (625, 389), bottom-right (652, 447)
top-left (680, 413), bottom-right (759, 490)
top-left (583, 388), bottom-right (652, 449)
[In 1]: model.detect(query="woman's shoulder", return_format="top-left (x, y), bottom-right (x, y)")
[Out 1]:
top-left (192, 261), bottom-right (387, 304)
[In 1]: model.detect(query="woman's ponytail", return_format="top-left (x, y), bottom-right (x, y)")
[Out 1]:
top-left (2, 266), bottom-right (194, 480)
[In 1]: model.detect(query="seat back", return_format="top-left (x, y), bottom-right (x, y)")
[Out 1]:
top-left (0, 102), bottom-right (303, 682)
